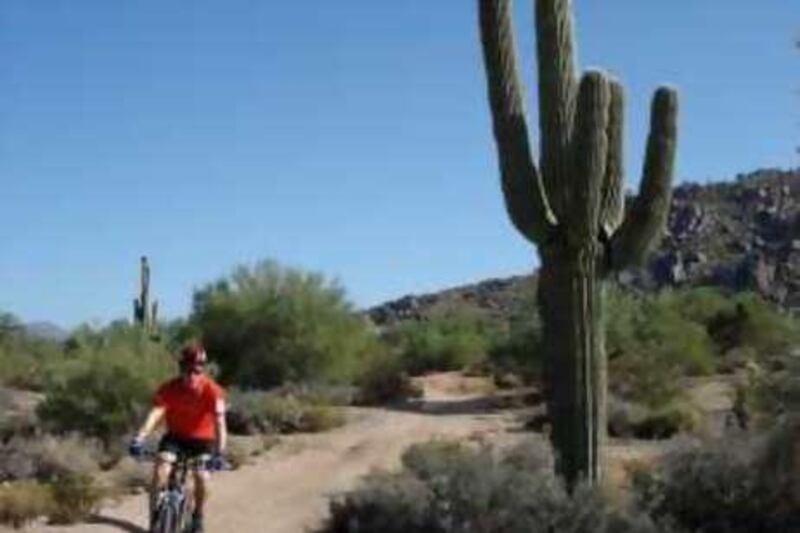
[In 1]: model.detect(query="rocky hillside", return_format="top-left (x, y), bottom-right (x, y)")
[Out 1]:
top-left (368, 168), bottom-right (800, 325)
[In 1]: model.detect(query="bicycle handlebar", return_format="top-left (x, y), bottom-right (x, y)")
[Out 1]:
top-left (131, 448), bottom-right (229, 472)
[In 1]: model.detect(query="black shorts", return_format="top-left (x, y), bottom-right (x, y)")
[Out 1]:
top-left (157, 433), bottom-right (214, 465)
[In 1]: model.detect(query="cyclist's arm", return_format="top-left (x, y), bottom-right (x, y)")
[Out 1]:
top-left (134, 406), bottom-right (166, 440)
top-left (214, 398), bottom-right (227, 454)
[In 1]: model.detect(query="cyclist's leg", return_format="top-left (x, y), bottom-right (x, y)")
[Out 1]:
top-left (152, 435), bottom-right (178, 524)
top-left (186, 439), bottom-right (214, 532)
top-left (192, 467), bottom-right (211, 518)
top-left (152, 458), bottom-right (173, 494)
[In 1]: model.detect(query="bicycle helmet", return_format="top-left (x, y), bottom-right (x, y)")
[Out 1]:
top-left (179, 343), bottom-right (207, 370)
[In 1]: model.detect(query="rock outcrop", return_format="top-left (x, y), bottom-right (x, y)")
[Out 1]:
top-left (368, 168), bottom-right (800, 325)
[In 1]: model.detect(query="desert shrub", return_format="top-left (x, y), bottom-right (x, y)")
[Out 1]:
top-left (260, 395), bottom-right (345, 434)
top-left (670, 287), bottom-right (732, 326)
top-left (610, 354), bottom-right (686, 409)
top-left (223, 437), bottom-right (261, 470)
top-left (47, 473), bottom-right (107, 525)
top-left (383, 311), bottom-right (491, 376)
top-left (487, 292), bottom-right (543, 383)
top-left (272, 382), bottom-right (358, 407)
top-left (226, 389), bottom-right (275, 435)
top-left (36, 326), bottom-right (173, 445)
top-left (223, 435), bottom-right (277, 469)
top-left (605, 287), bottom-right (643, 360)
top-left (322, 440), bottom-right (667, 533)
top-left (633, 425), bottom-right (799, 532)
top-left (226, 388), bottom-right (346, 435)
top-left (635, 292), bottom-right (716, 375)
top-left (0, 467), bottom-right (106, 527)
top-left (192, 260), bottom-right (379, 388)
top-left (708, 293), bottom-right (799, 359)
top-left (0, 434), bottom-right (103, 483)
top-left (57, 322), bottom-right (175, 385)
top-left (108, 456), bottom-right (150, 493)
top-left (0, 388), bottom-right (42, 442)
top-left (0, 480), bottom-right (55, 528)
top-left (38, 363), bottom-right (153, 445)
top-left (607, 288), bottom-right (715, 408)
top-left (227, 389), bottom-right (281, 435)
top-left (354, 351), bottom-right (422, 405)
top-left (0, 313), bottom-right (63, 391)
top-left (608, 399), bottom-right (651, 438)
top-left (0, 414), bottom-right (39, 443)
top-left (608, 398), bottom-right (700, 440)
top-left (300, 404), bottom-right (346, 433)
top-left (159, 317), bottom-right (201, 353)
top-left (735, 351), bottom-right (800, 427)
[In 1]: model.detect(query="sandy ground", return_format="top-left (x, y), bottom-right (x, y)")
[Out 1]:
top-left (16, 377), bottom-right (524, 533)
top-left (8, 374), bottom-right (734, 533)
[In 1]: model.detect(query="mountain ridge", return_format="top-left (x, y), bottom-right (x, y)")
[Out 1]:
top-left (368, 167), bottom-right (800, 325)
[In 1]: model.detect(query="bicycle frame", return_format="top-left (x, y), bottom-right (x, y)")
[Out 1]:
top-left (148, 451), bottom-right (199, 533)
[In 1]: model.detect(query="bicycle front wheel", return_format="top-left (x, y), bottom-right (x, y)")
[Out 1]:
top-left (152, 502), bottom-right (179, 533)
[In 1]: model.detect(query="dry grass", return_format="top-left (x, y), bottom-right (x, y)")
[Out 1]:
top-left (0, 433), bottom-right (103, 483)
top-left (226, 436), bottom-right (264, 469)
top-left (413, 371), bottom-right (496, 398)
top-left (47, 474), bottom-right (108, 525)
top-left (0, 480), bottom-right (54, 529)
top-left (106, 457), bottom-right (150, 494)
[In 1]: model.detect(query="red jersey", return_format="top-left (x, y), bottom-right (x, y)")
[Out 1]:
top-left (154, 375), bottom-right (225, 441)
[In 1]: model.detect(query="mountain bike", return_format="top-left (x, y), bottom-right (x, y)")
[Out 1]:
top-left (137, 450), bottom-right (225, 533)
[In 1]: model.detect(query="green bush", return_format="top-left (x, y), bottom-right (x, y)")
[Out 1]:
top-left (608, 398), bottom-right (700, 440)
top-left (633, 424), bottom-right (798, 532)
top-left (275, 382), bottom-right (357, 407)
top-left (708, 293), bottom-right (800, 359)
top-left (38, 364), bottom-right (149, 444)
top-left (226, 388), bottom-right (346, 435)
top-left (487, 289), bottom-right (543, 383)
top-left (260, 395), bottom-right (345, 434)
top-left (606, 287), bottom-right (716, 408)
top-left (383, 311), bottom-right (491, 376)
top-left (354, 351), bottom-right (422, 405)
top-left (610, 352), bottom-right (685, 409)
top-left (37, 327), bottom-right (173, 445)
top-left (321, 440), bottom-right (668, 533)
top-left (669, 287), bottom-right (732, 327)
top-left (0, 313), bottom-right (63, 391)
top-left (192, 260), bottom-right (379, 388)
top-left (635, 292), bottom-right (717, 375)
top-left (735, 352), bottom-right (800, 427)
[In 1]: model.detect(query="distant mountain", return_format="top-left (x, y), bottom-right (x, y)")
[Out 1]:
top-left (24, 321), bottom-right (69, 343)
top-left (368, 168), bottom-right (800, 325)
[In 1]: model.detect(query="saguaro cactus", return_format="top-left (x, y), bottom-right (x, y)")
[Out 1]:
top-left (133, 256), bottom-right (157, 331)
top-left (479, 0), bottom-right (678, 485)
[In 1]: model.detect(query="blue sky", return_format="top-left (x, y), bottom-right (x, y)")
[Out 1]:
top-left (1, 1), bottom-right (797, 327)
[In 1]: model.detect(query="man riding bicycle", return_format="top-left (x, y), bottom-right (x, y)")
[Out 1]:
top-left (130, 343), bottom-right (227, 533)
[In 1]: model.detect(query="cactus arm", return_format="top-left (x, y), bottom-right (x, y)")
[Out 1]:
top-left (568, 71), bottom-right (610, 246)
top-left (479, 0), bottom-right (556, 243)
top-left (535, 0), bottom-right (579, 217)
top-left (599, 79), bottom-right (625, 238)
top-left (610, 87), bottom-right (678, 269)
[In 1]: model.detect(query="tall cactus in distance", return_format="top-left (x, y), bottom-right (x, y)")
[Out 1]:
top-left (479, 0), bottom-right (678, 486)
top-left (133, 256), bottom-right (158, 332)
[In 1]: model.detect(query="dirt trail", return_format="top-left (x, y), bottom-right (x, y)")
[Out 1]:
top-left (14, 374), bottom-right (730, 533)
top-left (22, 381), bottom-right (521, 533)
